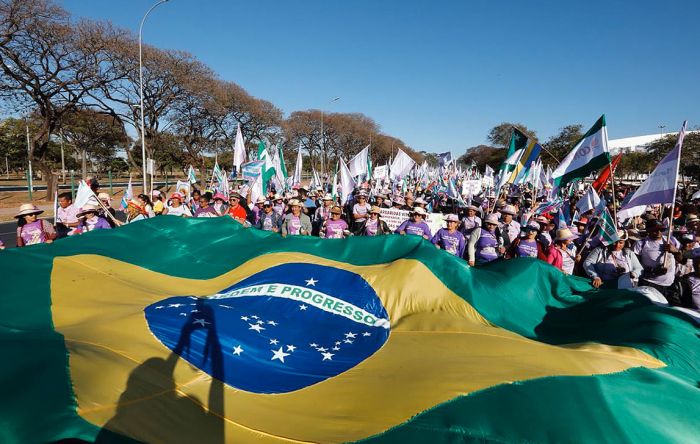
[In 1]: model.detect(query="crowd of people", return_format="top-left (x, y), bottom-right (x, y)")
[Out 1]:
top-left (6, 177), bottom-right (700, 312)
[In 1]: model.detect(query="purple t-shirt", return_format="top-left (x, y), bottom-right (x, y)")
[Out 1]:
top-left (396, 220), bottom-right (432, 238)
top-left (364, 219), bottom-right (379, 236)
top-left (80, 216), bottom-right (112, 232)
top-left (19, 220), bottom-right (47, 245)
top-left (432, 228), bottom-right (466, 257)
top-left (288, 216), bottom-right (302, 235)
top-left (517, 239), bottom-right (538, 257)
top-left (195, 206), bottom-right (218, 218)
top-left (324, 219), bottom-right (348, 239)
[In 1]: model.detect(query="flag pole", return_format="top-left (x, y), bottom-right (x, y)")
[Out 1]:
top-left (665, 122), bottom-right (685, 245)
top-left (609, 159), bottom-right (618, 225)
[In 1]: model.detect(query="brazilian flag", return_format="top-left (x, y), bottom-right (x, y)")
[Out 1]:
top-left (1, 217), bottom-right (698, 443)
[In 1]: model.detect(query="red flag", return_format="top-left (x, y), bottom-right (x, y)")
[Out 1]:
top-left (593, 153), bottom-right (622, 192)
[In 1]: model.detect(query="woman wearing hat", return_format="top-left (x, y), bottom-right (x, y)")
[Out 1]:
top-left (583, 230), bottom-right (643, 289)
top-left (395, 207), bottom-right (432, 239)
top-left (499, 205), bottom-right (521, 245)
top-left (151, 190), bottom-right (165, 215)
top-left (76, 204), bottom-right (112, 232)
top-left (320, 206), bottom-right (349, 239)
top-left (352, 193), bottom-right (371, 228)
top-left (212, 192), bottom-right (229, 217)
top-left (256, 200), bottom-right (283, 232)
top-left (162, 192), bottom-right (192, 217)
top-left (15, 203), bottom-right (56, 247)
top-left (137, 194), bottom-right (156, 218)
top-left (432, 214), bottom-right (466, 257)
top-left (281, 199), bottom-right (312, 237)
top-left (467, 214), bottom-right (506, 266)
top-left (507, 221), bottom-right (545, 259)
top-left (544, 228), bottom-right (580, 275)
top-left (273, 195), bottom-right (286, 217)
top-left (194, 194), bottom-right (218, 218)
top-left (461, 205), bottom-right (482, 236)
top-left (313, 194), bottom-right (334, 235)
top-left (355, 206), bottom-right (390, 236)
top-left (226, 193), bottom-right (247, 223)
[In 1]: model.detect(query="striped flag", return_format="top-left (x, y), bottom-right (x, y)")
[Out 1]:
top-left (552, 115), bottom-right (610, 189)
top-left (597, 207), bottom-right (620, 246)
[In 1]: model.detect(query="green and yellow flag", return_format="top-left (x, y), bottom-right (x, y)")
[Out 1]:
top-left (1, 217), bottom-right (698, 443)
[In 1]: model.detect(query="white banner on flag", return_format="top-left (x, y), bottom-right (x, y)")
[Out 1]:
top-left (461, 179), bottom-right (482, 196)
top-left (373, 165), bottom-right (388, 180)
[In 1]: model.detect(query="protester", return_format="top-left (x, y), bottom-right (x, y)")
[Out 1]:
top-left (163, 192), bottom-right (192, 217)
top-left (545, 228), bottom-right (579, 275)
top-left (320, 206), bottom-right (349, 239)
top-left (431, 214), bottom-right (466, 257)
top-left (151, 190), bottom-right (165, 215)
top-left (15, 203), bottom-right (56, 247)
top-left (352, 192), bottom-right (371, 227)
top-left (126, 199), bottom-right (148, 224)
top-left (226, 193), bottom-right (247, 223)
top-left (583, 230), bottom-right (642, 289)
top-left (256, 200), bottom-right (282, 232)
top-left (396, 207), bottom-right (431, 239)
top-left (461, 204), bottom-right (481, 236)
top-left (508, 221), bottom-right (544, 259)
top-left (76, 204), bottom-right (112, 232)
top-left (499, 204), bottom-right (521, 245)
top-left (634, 219), bottom-right (681, 304)
top-left (55, 192), bottom-right (80, 238)
top-left (212, 193), bottom-right (228, 217)
top-left (137, 194), bottom-right (156, 218)
top-left (468, 213), bottom-right (506, 266)
top-left (281, 199), bottom-right (311, 237)
top-left (194, 194), bottom-right (218, 218)
top-left (97, 193), bottom-right (119, 227)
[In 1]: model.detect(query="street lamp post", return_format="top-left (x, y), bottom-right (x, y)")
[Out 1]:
top-left (139, 0), bottom-right (170, 193)
top-left (320, 96), bottom-right (340, 180)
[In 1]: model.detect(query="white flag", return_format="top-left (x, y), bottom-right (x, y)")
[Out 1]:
top-left (389, 149), bottom-right (416, 180)
top-left (348, 144), bottom-right (370, 178)
top-left (292, 144), bottom-right (303, 187)
top-left (339, 158), bottom-right (356, 205)
top-left (576, 186), bottom-right (604, 215)
top-left (233, 124), bottom-right (246, 172)
top-left (74, 180), bottom-right (97, 209)
top-left (250, 173), bottom-right (264, 205)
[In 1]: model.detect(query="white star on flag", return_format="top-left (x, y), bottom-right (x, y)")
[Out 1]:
top-left (335, 341), bottom-right (341, 345)
top-left (299, 304), bottom-right (308, 311)
top-left (321, 352), bottom-right (334, 361)
top-left (332, 346), bottom-right (340, 351)
top-left (249, 323), bottom-right (265, 333)
top-left (168, 303), bottom-right (184, 308)
top-left (286, 345), bottom-right (296, 352)
top-left (191, 309), bottom-right (199, 313)
top-left (188, 296), bottom-right (198, 300)
top-left (155, 306), bottom-right (164, 309)
top-left (219, 305), bottom-right (232, 309)
top-left (232, 345), bottom-right (244, 356)
top-left (271, 346), bottom-right (290, 363)
top-left (179, 313), bottom-right (187, 316)
top-left (362, 332), bottom-right (371, 337)
top-left (345, 332), bottom-right (357, 338)
top-left (251, 315), bottom-right (259, 319)
top-left (310, 342), bottom-right (318, 348)
top-left (241, 316), bottom-right (249, 321)
top-left (267, 321), bottom-right (278, 326)
top-left (318, 347), bottom-right (328, 352)
top-left (344, 339), bottom-right (353, 344)
top-left (270, 339), bottom-right (279, 345)
top-left (193, 319), bottom-right (210, 327)
top-left (305, 277), bottom-right (318, 286)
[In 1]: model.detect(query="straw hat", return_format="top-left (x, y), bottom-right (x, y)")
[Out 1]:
top-left (288, 199), bottom-right (302, 207)
top-left (555, 228), bottom-right (578, 241)
top-left (255, 196), bottom-right (266, 204)
top-left (77, 204), bottom-right (100, 217)
top-left (526, 221), bottom-right (540, 231)
top-left (412, 207), bottom-right (427, 216)
top-left (369, 205), bottom-right (382, 214)
top-left (466, 204), bottom-right (480, 212)
top-left (14, 203), bottom-right (44, 218)
top-left (322, 193), bottom-right (333, 201)
top-left (414, 197), bottom-right (427, 205)
top-left (97, 192), bottom-right (110, 201)
top-left (484, 214), bottom-right (499, 225)
top-left (501, 205), bottom-right (517, 216)
top-left (330, 206), bottom-right (342, 214)
top-left (445, 214), bottom-right (459, 222)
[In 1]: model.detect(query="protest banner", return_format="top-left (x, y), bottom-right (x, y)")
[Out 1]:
top-left (379, 208), bottom-right (445, 234)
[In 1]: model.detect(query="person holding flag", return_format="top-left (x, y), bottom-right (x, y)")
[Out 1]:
top-left (633, 219), bottom-right (681, 304)
top-left (583, 230), bottom-right (642, 289)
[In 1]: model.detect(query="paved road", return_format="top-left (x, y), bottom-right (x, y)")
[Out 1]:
top-left (1, 212), bottom-right (127, 249)
top-left (0, 181), bottom-right (168, 192)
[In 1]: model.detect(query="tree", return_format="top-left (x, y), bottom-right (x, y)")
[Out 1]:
top-left (59, 108), bottom-right (128, 178)
top-left (644, 131), bottom-right (700, 182)
top-left (541, 124), bottom-right (583, 167)
top-left (458, 145), bottom-right (506, 170)
top-left (487, 122), bottom-right (537, 148)
top-left (0, 0), bottom-right (124, 199)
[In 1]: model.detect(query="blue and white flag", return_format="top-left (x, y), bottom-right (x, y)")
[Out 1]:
top-left (438, 152), bottom-right (453, 167)
top-left (617, 121), bottom-right (686, 221)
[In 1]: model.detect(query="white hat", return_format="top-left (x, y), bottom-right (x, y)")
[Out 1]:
top-left (414, 197), bottom-right (427, 205)
top-left (412, 207), bottom-right (427, 216)
top-left (77, 204), bottom-right (100, 217)
top-left (555, 228), bottom-right (578, 241)
top-left (445, 213), bottom-right (459, 222)
top-left (288, 199), bottom-right (302, 207)
top-left (501, 205), bottom-right (517, 216)
top-left (484, 214), bottom-right (499, 225)
top-left (322, 193), bottom-right (333, 201)
top-left (466, 204), bottom-right (480, 212)
top-left (14, 203), bottom-right (44, 218)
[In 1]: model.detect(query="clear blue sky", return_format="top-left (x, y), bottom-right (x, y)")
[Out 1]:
top-left (62, 0), bottom-right (700, 154)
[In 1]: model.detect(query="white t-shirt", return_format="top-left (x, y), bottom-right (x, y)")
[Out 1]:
top-left (166, 205), bottom-right (191, 217)
top-left (633, 237), bottom-right (680, 287)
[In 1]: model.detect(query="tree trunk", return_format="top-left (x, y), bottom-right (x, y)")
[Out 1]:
top-left (40, 163), bottom-right (57, 202)
top-left (200, 158), bottom-right (207, 190)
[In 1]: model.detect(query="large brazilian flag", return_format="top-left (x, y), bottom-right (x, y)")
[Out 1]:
top-left (1, 217), bottom-right (698, 443)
